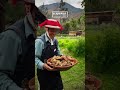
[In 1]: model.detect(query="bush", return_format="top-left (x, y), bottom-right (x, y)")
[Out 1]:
top-left (75, 38), bottom-right (85, 57)
top-left (58, 37), bottom-right (85, 57)
top-left (86, 24), bottom-right (120, 72)
top-left (37, 27), bottom-right (45, 36)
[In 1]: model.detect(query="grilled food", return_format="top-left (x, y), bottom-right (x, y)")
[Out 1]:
top-left (49, 56), bottom-right (75, 67)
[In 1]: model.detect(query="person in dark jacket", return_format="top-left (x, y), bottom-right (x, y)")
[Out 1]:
top-left (0, 0), bottom-right (46, 90)
top-left (35, 19), bottom-right (64, 90)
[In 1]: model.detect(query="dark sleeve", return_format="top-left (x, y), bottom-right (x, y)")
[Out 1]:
top-left (0, 30), bottom-right (23, 90)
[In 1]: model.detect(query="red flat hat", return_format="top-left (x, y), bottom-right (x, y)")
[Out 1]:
top-left (39, 19), bottom-right (63, 30)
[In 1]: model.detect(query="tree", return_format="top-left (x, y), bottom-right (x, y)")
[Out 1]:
top-left (39, 3), bottom-right (48, 17)
top-left (59, 0), bottom-right (65, 10)
top-left (80, 15), bottom-right (85, 31)
top-left (63, 22), bottom-right (71, 34)
top-left (84, 0), bottom-right (120, 12)
top-left (59, 0), bottom-right (68, 23)
top-left (70, 19), bottom-right (77, 31)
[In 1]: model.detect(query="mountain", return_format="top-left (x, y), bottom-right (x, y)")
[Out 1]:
top-left (39, 2), bottom-right (84, 19)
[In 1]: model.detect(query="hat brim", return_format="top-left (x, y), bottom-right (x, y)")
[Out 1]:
top-left (45, 25), bottom-right (61, 30)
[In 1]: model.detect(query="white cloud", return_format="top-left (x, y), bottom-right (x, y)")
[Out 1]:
top-left (35, 0), bottom-right (83, 9)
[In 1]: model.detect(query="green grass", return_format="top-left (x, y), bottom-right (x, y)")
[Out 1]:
top-left (61, 54), bottom-right (85, 90)
top-left (57, 36), bottom-right (85, 57)
top-left (99, 73), bottom-right (120, 90)
top-left (86, 24), bottom-right (120, 90)
top-left (86, 61), bottom-right (120, 90)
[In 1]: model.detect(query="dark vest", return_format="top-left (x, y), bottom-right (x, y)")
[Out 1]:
top-left (6, 19), bottom-right (35, 88)
top-left (38, 34), bottom-right (58, 62)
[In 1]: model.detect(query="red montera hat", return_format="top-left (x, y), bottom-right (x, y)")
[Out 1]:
top-left (39, 19), bottom-right (63, 30)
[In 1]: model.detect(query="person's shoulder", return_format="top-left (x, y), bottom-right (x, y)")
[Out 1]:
top-left (36, 34), bottom-right (45, 41)
top-left (35, 36), bottom-right (44, 44)
top-left (14, 19), bottom-right (24, 25)
top-left (0, 30), bottom-right (21, 42)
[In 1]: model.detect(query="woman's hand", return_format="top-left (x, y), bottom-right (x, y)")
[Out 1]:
top-left (43, 63), bottom-right (57, 71)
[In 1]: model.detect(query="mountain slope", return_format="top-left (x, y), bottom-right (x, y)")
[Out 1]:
top-left (39, 2), bottom-right (84, 19)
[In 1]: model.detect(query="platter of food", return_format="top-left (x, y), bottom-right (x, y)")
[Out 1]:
top-left (47, 55), bottom-right (78, 71)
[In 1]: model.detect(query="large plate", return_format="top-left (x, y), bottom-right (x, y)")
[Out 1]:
top-left (47, 56), bottom-right (78, 71)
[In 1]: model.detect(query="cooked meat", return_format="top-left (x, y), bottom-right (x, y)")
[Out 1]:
top-left (49, 56), bottom-right (74, 67)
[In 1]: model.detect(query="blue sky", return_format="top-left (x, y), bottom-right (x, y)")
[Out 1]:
top-left (35, 0), bottom-right (84, 9)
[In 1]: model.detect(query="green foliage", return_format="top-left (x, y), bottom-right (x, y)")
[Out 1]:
top-left (58, 36), bottom-right (85, 57)
top-left (86, 24), bottom-right (120, 73)
top-left (62, 15), bottom-right (85, 34)
top-left (116, 3), bottom-right (120, 14)
top-left (70, 19), bottom-right (77, 30)
top-left (78, 15), bottom-right (85, 25)
top-left (84, 0), bottom-right (120, 12)
top-left (58, 36), bottom-right (85, 89)
top-left (62, 22), bottom-right (71, 34)
top-left (59, 0), bottom-right (68, 11)
top-left (77, 15), bottom-right (85, 31)
top-left (36, 27), bottom-right (45, 36)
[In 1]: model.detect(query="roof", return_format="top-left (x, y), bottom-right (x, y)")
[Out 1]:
top-left (85, 11), bottom-right (115, 15)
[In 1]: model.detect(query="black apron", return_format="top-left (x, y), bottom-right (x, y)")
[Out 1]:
top-left (37, 40), bottom-right (63, 90)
